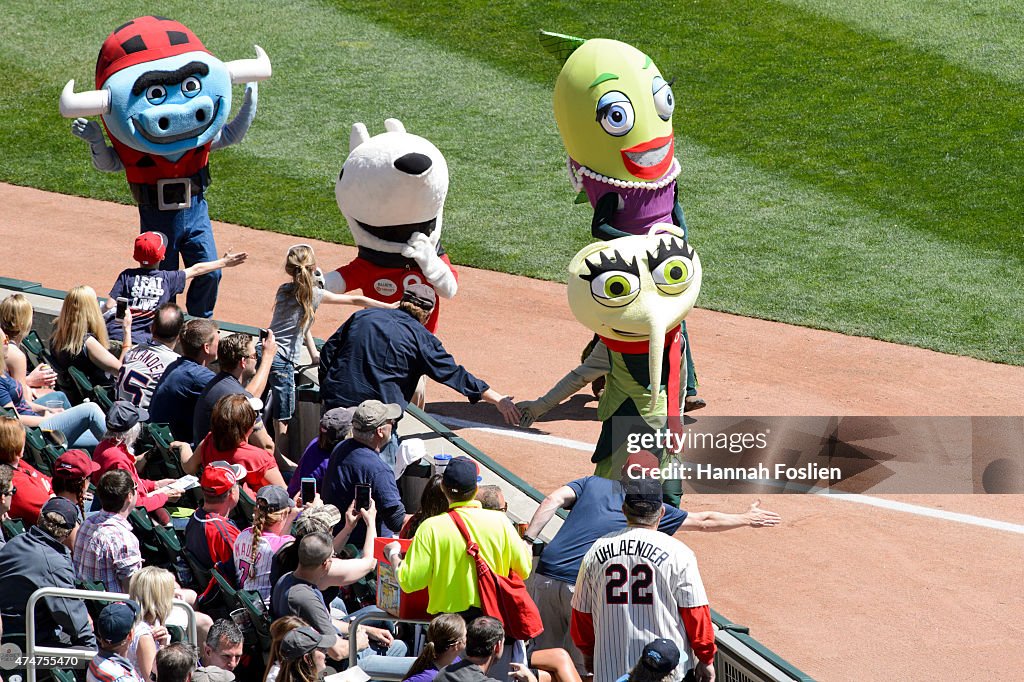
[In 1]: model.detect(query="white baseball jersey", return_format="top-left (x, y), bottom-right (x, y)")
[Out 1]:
top-left (572, 527), bottom-right (709, 682)
top-left (116, 342), bottom-right (179, 409)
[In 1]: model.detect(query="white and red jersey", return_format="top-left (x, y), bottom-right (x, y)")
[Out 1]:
top-left (115, 342), bottom-right (179, 409)
top-left (571, 527), bottom-right (711, 682)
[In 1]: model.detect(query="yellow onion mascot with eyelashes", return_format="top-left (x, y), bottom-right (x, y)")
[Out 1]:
top-left (537, 31), bottom-right (704, 412)
top-left (567, 224), bottom-right (701, 505)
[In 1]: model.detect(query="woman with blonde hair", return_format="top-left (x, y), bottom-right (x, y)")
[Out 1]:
top-left (402, 613), bottom-right (466, 682)
top-left (234, 484), bottom-right (298, 601)
top-left (265, 244), bottom-right (394, 458)
top-left (263, 614), bottom-right (308, 682)
top-left (0, 293), bottom-right (57, 400)
top-left (127, 566), bottom-right (176, 681)
top-left (49, 285), bottom-right (132, 394)
top-left (1, 331), bottom-right (106, 448)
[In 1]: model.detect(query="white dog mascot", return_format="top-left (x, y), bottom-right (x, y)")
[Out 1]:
top-left (325, 119), bottom-right (458, 334)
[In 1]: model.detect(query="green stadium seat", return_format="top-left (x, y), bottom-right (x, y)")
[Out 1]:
top-left (2, 518), bottom-right (26, 541)
top-left (21, 330), bottom-right (54, 371)
top-left (236, 588), bottom-right (273, 649)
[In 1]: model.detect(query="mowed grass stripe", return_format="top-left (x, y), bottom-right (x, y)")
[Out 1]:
top-left (779, 0), bottom-right (1024, 84)
top-left (0, 1), bottom-right (1020, 365)
top-left (335, 0), bottom-right (1024, 262)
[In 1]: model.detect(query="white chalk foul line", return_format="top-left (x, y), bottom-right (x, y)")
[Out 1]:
top-left (431, 414), bottom-right (595, 452)
top-left (820, 493), bottom-right (1024, 535)
top-left (431, 414), bottom-right (1024, 535)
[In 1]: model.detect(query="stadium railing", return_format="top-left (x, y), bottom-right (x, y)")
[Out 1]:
top-left (24, 587), bottom-right (197, 682)
top-left (2, 277), bottom-right (814, 682)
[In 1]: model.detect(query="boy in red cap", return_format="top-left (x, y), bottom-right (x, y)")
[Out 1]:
top-left (103, 231), bottom-right (247, 345)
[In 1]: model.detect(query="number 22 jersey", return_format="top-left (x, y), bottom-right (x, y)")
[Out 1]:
top-left (571, 527), bottom-right (710, 682)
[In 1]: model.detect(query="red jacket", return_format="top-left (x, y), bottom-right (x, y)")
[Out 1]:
top-left (8, 459), bottom-right (52, 525)
top-left (91, 439), bottom-right (168, 512)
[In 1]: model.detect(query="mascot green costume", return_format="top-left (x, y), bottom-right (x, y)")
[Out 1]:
top-left (567, 224), bottom-right (702, 505)
top-left (539, 31), bottom-right (703, 410)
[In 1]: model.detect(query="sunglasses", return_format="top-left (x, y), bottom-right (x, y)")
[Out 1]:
top-left (0, 487), bottom-right (16, 496)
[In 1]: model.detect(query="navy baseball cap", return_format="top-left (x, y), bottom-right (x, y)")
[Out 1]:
top-left (443, 456), bottom-right (480, 495)
top-left (40, 496), bottom-right (81, 530)
top-left (640, 638), bottom-right (680, 674)
top-left (623, 477), bottom-right (664, 514)
top-left (97, 600), bottom-right (140, 643)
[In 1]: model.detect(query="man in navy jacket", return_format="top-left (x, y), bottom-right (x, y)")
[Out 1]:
top-left (319, 285), bottom-right (519, 424)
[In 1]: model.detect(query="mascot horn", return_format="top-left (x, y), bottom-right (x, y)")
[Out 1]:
top-left (60, 15), bottom-right (271, 318)
top-left (567, 224), bottom-right (701, 504)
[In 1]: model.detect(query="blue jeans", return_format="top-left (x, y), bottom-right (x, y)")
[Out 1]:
top-left (332, 605), bottom-right (413, 678)
top-left (267, 355), bottom-right (296, 422)
top-left (139, 194), bottom-right (220, 318)
top-left (36, 397), bottom-right (105, 448)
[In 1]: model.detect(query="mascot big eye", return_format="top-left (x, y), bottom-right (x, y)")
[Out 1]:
top-left (59, 16), bottom-right (271, 318)
top-left (542, 30), bottom-right (705, 412)
top-left (567, 224), bottom-right (702, 503)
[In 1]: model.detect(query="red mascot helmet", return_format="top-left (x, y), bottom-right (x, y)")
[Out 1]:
top-left (95, 16), bottom-right (210, 88)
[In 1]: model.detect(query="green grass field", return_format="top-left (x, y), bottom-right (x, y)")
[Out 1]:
top-left (1, 1), bottom-right (1021, 364)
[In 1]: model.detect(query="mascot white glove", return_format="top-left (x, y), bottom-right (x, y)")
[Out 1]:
top-left (403, 232), bottom-right (458, 298)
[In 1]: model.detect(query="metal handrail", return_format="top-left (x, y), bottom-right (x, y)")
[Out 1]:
top-left (25, 587), bottom-right (197, 682)
top-left (347, 606), bottom-right (430, 677)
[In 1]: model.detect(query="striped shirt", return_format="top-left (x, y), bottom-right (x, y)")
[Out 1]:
top-left (87, 650), bottom-right (144, 682)
top-left (572, 527), bottom-right (709, 682)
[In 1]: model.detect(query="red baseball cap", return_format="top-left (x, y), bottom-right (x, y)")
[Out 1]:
top-left (201, 461), bottom-right (246, 495)
top-left (53, 449), bottom-right (101, 478)
top-left (134, 232), bottom-right (168, 266)
top-left (95, 16), bottom-right (209, 88)
top-left (621, 450), bottom-right (660, 480)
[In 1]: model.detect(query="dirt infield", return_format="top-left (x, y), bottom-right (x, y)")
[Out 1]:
top-left (2, 182), bottom-right (1022, 680)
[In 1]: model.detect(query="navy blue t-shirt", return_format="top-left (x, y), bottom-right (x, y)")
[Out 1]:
top-left (536, 476), bottom-right (687, 585)
top-left (107, 268), bottom-right (187, 342)
top-left (0, 375), bottom-right (33, 415)
top-left (149, 357), bottom-right (215, 442)
top-left (192, 372), bottom-right (262, 446)
top-left (322, 438), bottom-right (406, 547)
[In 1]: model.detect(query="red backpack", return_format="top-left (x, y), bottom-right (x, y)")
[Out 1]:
top-left (448, 510), bottom-right (544, 640)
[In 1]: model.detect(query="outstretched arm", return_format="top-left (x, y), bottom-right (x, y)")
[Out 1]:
top-left (481, 388), bottom-right (520, 425)
top-left (523, 485), bottom-right (577, 542)
top-left (517, 341), bottom-right (610, 427)
top-left (320, 291), bottom-right (396, 309)
top-left (681, 499), bottom-right (781, 532)
top-left (211, 83), bottom-right (258, 150)
top-left (71, 118), bottom-right (123, 172)
top-left (184, 250), bottom-right (248, 280)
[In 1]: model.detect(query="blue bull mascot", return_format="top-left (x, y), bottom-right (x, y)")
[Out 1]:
top-left (60, 16), bottom-right (271, 317)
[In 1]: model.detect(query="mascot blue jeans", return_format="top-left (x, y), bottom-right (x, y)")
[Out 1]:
top-left (139, 193), bottom-right (220, 318)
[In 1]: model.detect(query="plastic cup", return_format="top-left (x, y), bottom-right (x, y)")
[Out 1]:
top-left (432, 454), bottom-right (452, 475)
top-left (44, 399), bottom-right (64, 414)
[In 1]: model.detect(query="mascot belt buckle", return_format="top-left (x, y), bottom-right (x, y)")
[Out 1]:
top-left (157, 178), bottom-right (193, 211)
